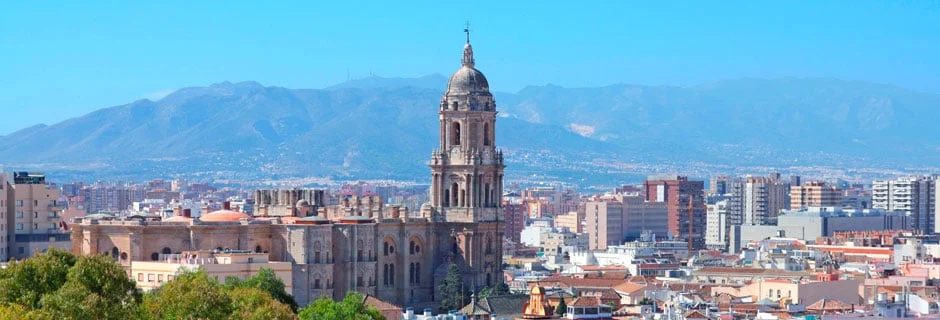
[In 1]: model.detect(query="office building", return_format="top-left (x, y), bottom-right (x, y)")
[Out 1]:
top-left (872, 176), bottom-right (937, 233)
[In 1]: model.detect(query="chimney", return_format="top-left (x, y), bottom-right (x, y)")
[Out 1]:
top-left (183, 208), bottom-right (191, 218)
top-left (223, 201), bottom-right (231, 210)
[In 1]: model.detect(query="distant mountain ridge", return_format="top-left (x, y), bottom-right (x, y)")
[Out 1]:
top-left (0, 76), bottom-right (938, 183)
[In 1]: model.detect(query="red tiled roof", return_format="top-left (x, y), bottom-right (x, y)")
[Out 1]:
top-left (570, 296), bottom-right (601, 307)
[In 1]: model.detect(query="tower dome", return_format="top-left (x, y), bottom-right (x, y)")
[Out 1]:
top-left (446, 43), bottom-right (490, 95)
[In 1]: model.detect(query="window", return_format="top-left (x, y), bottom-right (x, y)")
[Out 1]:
top-left (357, 276), bottom-right (363, 287)
top-left (18, 247), bottom-right (24, 254)
top-left (314, 278), bottom-right (321, 289)
top-left (15, 200), bottom-right (22, 207)
top-left (167, 275), bottom-right (173, 281)
top-left (158, 274), bottom-right (164, 283)
top-left (33, 212), bottom-right (37, 218)
top-left (314, 241), bottom-right (321, 263)
top-left (162, 247), bottom-right (172, 255)
top-left (15, 212), bottom-right (22, 218)
top-left (148, 274), bottom-right (155, 282)
top-left (483, 123), bottom-right (490, 146)
top-left (151, 253), bottom-right (159, 261)
top-left (138, 273), bottom-right (143, 282)
top-left (451, 122), bottom-right (461, 146)
top-left (15, 223), bottom-right (23, 230)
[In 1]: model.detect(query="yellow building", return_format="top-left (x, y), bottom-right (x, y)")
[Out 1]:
top-left (129, 250), bottom-right (292, 292)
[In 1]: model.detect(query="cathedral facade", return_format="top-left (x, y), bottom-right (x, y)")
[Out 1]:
top-left (70, 37), bottom-right (504, 307)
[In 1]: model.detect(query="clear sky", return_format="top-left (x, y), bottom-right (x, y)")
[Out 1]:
top-left (1, 1), bottom-right (938, 135)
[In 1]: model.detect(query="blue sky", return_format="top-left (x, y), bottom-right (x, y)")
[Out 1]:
top-left (1, 1), bottom-right (938, 135)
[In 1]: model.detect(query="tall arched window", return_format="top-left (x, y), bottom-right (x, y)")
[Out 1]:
top-left (483, 123), bottom-right (490, 146)
top-left (111, 247), bottom-right (119, 260)
top-left (444, 189), bottom-right (450, 207)
top-left (409, 263), bottom-right (415, 284)
top-left (384, 242), bottom-right (389, 256)
top-left (451, 122), bottom-right (461, 146)
top-left (415, 263), bottom-right (421, 284)
top-left (451, 183), bottom-right (459, 207)
top-left (383, 264), bottom-right (389, 286)
top-left (389, 264), bottom-right (395, 285)
top-left (162, 247), bottom-right (172, 255)
top-left (314, 241), bottom-right (321, 263)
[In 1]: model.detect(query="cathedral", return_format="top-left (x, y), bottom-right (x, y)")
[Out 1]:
top-left (70, 35), bottom-right (505, 307)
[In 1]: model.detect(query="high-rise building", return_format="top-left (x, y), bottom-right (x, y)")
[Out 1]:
top-left (8, 172), bottom-right (68, 259)
top-left (584, 200), bottom-right (623, 250)
top-left (706, 200), bottom-right (729, 250)
top-left (741, 176), bottom-right (789, 225)
top-left (503, 200), bottom-right (526, 244)
top-left (643, 176), bottom-right (706, 250)
top-left (872, 176), bottom-right (937, 233)
top-left (790, 181), bottom-right (842, 210)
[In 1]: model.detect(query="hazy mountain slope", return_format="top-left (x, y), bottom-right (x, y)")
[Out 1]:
top-left (0, 77), bottom-right (937, 182)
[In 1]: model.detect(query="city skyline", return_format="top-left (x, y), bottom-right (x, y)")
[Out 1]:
top-left (2, 2), bottom-right (939, 134)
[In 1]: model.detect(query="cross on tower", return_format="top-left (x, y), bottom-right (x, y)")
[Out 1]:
top-left (464, 21), bottom-right (470, 43)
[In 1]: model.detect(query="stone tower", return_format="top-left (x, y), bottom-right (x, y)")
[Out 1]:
top-left (429, 33), bottom-right (505, 292)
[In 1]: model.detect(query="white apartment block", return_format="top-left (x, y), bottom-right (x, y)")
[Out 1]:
top-left (872, 176), bottom-right (937, 233)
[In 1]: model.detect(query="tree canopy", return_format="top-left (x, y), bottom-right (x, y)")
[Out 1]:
top-left (437, 264), bottom-right (469, 313)
top-left (298, 292), bottom-right (384, 320)
top-left (0, 249), bottom-right (297, 320)
top-left (224, 268), bottom-right (298, 312)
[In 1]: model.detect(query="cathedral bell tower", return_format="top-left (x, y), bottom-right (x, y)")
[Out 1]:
top-left (429, 31), bottom-right (504, 224)
top-left (429, 28), bottom-right (505, 294)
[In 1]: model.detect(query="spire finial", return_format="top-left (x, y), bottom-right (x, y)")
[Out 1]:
top-left (464, 21), bottom-right (471, 43)
top-left (461, 23), bottom-right (475, 68)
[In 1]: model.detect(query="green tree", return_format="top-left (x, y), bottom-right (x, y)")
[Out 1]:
top-left (229, 287), bottom-right (297, 320)
top-left (555, 296), bottom-right (567, 316)
top-left (477, 286), bottom-right (491, 298)
top-left (140, 270), bottom-right (233, 320)
top-left (39, 254), bottom-right (141, 319)
top-left (298, 292), bottom-right (383, 320)
top-left (0, 249), bottom-right (76, 309)
top-left (437, 264), bottom-right (468, 313)
top-left (225, 268), bottom-right (298, 312)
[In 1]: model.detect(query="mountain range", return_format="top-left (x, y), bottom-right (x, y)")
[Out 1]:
top-left (1, 75), bottom-right (938, 185)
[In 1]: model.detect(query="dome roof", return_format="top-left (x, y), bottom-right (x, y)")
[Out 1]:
top-left (200, 210), bottom-right (251, 222)
top-left (445, 42), bottom-right (490, 95)
top-left (447, 66), bottom-right (489, 95)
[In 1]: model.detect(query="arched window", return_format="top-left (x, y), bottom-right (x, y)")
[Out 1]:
top-left (483, 123), bottom-right (490, 146)
top-left (151, 252), bottom-right (159, 261)
top-left (111, 247), bottom-right (119, 260)
top-left (451, 101), bottom-right (458, 110)
top-left (162, 247), bottom-right (172, 255)
top-left (415, 263), bottom-right (421, 284)
top-left (451, 122), bottom-right (461, 146)
top-left (410, 241), bottom-right (415, 255)
top-left (452, 237), bottom-right (460, 255)
top-left (314, 274), bottom-right (321, 289)
top-left (484, 184), bottom-right (490, 207)
top-left (451, 183), bottom-right (459, 207)
top-left (383, 264), bottom-right (389, 286)
top-left (255, 245), bottom-right (262, 253)
top-left (409, 263), bottom-right (415, 284)
top-left (443, 189), bottom-right (450, 207)
top-left (384, 242), bottom-right (389, 256)
top-left (486, 236), bottom-right (493, 254)
top-left (389, 264), bottom-right (395, 286)
top-left (314, 241), bottom-right (321, 263)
